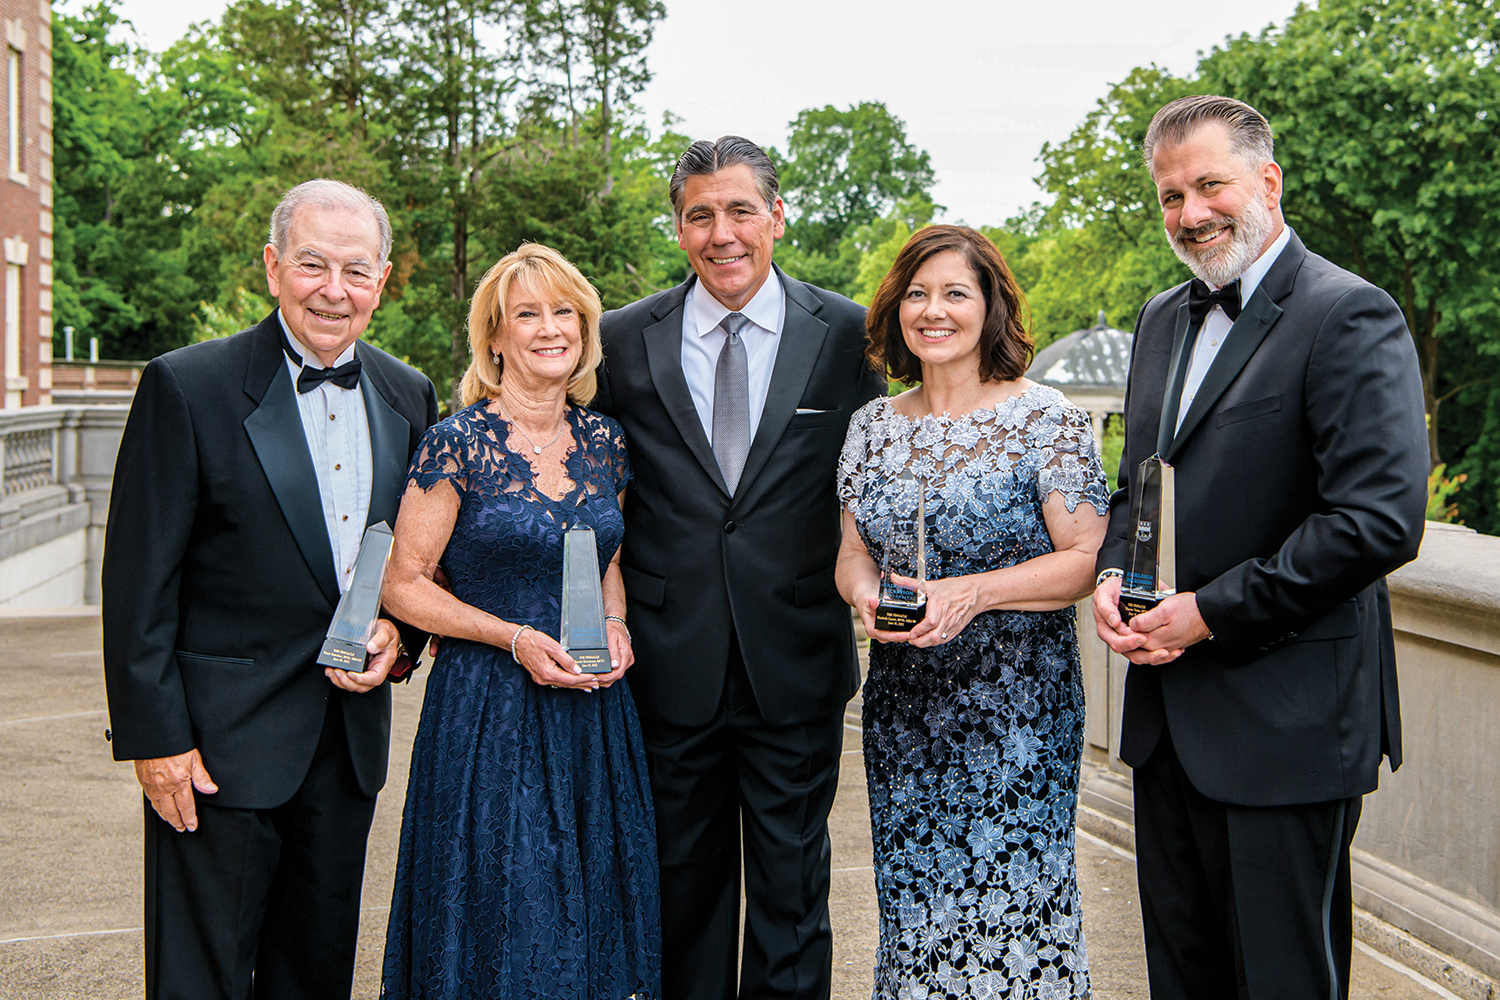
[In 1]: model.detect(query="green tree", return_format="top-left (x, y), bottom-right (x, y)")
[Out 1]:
top-left (779, 102), bottom-right (937, 258)
top-left (51, 2), bottom-right (204, 359)
top-left (1017, 65), bottom-right (1198, 343)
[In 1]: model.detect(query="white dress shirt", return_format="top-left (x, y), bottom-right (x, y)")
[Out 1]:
top-left (1177, 225), bottom-right (1293, 432)
top-left (681, 272), bottom-right (786, 443)
top-left (278, 311), bottom-right (374, 593)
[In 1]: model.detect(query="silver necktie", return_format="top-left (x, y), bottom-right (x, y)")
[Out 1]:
top-left (712, 312), bottom-right (751, 493)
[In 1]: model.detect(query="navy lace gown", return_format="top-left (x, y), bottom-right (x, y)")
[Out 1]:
top-left (837, 387), bottom-right (1109, 1000)
top-left (381, 401), bottom-right (661, 1000)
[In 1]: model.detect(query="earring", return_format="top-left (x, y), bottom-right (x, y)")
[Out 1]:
top-left (492, 351), bottom-right (500, 366)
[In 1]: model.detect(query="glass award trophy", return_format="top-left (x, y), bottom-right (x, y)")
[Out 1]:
top-left (1118, 455), bottom-right (1177, 624)
top-left (874, 470), bottom-right (928, 632)
top-left (560, 526), bottom-right (611, 674)
top-left (317, 521), bottom-right (395, 670)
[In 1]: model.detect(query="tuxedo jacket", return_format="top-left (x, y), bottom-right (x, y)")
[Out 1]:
top-left (594, 268), bottom-right (886, 728)
top-left (1099, 230), bottom-right (1428, 807)
top-left (102, 313), bottom-right (439, 810)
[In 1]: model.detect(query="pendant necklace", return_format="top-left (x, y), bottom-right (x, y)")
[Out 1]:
top-left (497, 397), bottom-right (566, 455)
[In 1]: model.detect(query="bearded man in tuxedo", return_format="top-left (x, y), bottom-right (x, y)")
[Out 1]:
top-left (1092, 96), bottom-right (1428, 1000)
top-left (103, 179), bottom-right (438, 1000)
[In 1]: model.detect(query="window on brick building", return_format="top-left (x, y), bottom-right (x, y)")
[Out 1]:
top-left (5, 261), bottom-right (20, 409)
top-left (7, 45), bottom-right (21, 179)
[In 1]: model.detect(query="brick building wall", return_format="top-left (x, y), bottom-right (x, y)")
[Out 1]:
top-left (0, 0), bottom-right (51, 409)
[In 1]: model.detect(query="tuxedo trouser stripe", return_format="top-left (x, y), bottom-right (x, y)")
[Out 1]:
top-left (1321, 799), bottom-right (1349, 1000)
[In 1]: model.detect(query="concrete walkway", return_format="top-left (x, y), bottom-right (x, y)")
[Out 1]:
top-left (0, 612), bottom-right (1458, 998)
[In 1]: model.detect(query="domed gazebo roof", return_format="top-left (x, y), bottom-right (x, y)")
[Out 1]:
top-left (1026, 310), bottom-right (1133, 394)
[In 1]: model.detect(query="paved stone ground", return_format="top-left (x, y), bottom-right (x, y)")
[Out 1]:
top-left (0, 613), bottom-right (1455, 998)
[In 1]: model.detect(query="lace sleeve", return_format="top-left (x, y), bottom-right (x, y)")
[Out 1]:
top-left (407, 417), bottom-right (471, 496)
top-left (837, 400), bottom-right (878, 510)
top-left (1032, 399), bottom-right (1110, 515)
top-left (604, 416), bottom-right (632, 495)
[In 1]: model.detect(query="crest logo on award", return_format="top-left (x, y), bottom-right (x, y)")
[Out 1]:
top-left (874, 470), bottom-right (928, 632)
top-left (318, 521), bottom-right (395, 670)
top-left (560, 526), bottom-right (611, 674)
top-left (1118, 454), bottom-right (1176, 624)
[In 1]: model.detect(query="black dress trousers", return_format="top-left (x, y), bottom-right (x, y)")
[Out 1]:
top-left (142, 696), bottom-right (378, 1000)
top-left (640, 637), bottom-right (845, 1000)
top-left (1132, 724), bottom-right (1361, 1000)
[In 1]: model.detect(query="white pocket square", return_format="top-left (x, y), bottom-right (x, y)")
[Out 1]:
top-left (795, 407), bottom-right (831, 414)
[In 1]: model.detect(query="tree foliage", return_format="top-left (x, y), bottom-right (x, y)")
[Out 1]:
top-left (771, 101), bottom-right (939, 301)
top-left (51, 0), bottom-right (678, 407)
top-left (779, 102), bottom-right (936, 257)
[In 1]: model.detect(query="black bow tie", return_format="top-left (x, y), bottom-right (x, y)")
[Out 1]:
top-left (1188, 278), bottom-right (1242, 325)
top-left (281, 330), bottom-right (361, 393)
top-left (297, 358), bottom-right (362, 393)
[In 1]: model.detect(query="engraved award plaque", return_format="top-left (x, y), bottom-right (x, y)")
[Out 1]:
top-left (317, 521), bottom-right (395, 670)
top-left (874, 470), bottom-right (928, 632)
top-left (1118, 455), bottom-right (1177, 624)
top-left (560, 526), bottom-right (611, 674)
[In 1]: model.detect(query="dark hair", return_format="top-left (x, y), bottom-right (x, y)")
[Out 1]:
top-left (668, 136), bottom-right (779, 224)
top-left (1142, 95), bottom-right (1275, 176)
top-left (865, 225), bottom-right (1032, 385)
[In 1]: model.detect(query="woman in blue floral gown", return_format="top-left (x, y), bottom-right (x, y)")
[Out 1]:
top-left (380, 244), bottom-right (660, 999)
top-left (836, 227), bottom-right (1108, 1000)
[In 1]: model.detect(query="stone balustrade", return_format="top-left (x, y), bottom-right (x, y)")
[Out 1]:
top-left (0, 405), bottom-right (128, 607)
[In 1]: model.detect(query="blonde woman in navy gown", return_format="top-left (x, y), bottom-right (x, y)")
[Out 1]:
top-left (836, 226), bottom-right (1107, 999)
top-left (380, 244), bottom-right (659, 998)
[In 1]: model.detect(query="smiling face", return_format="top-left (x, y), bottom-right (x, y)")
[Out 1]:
top-left (264, 204), bottom-right (391, 367)
top-left (1151, 121), bottom-right (1284, 287)
top-left (898, 250), bottom-right (987, 374)
top-left (676, 164), bottom-right (786, 312)
top-left (490, 278), bottom-right (584, 391)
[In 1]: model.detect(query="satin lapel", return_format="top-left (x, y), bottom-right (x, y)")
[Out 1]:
top-left (1166, 287), bottom-right (1284, 462)
top-left (1156, 300), bottom-right (1196, 458)
top-left (642, 307), bottom-right (729, 495)
top-left (244, 336), bottom-right (340, 608)
top-left (736, 275), bottom-right (828, 498)
top-left (358, 351), bottom-right (411, 531)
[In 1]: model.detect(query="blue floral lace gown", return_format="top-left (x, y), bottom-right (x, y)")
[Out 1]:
top-left (837, 386), bottom-right (1109, 1000)
top-left (381, 401), bottom-right (661, 1000)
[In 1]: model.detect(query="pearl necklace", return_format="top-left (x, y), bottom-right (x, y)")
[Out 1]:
top-left (496, 398), bottom-right (566, 455)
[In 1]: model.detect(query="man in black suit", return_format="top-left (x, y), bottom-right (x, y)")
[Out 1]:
top-left (102, 179), bottom-right (439, 1000)
top-left (594, 136), bottom-right (884, 1000)
top-left (1092, 96), bottom-right (1428, 999)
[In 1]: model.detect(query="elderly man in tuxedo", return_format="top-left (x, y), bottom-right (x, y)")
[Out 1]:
top-left (102, 179), bottom-right (438, 1000)
top-left (1092, 96), bottom-right (1428, 999)
top-left (593, 136), bottom-right (885, 1000)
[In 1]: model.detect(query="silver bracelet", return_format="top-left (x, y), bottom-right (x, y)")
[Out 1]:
top-left (510, 624), bottom-right (534, 661)
top-left (605, 615), bottom-right (631, 642)
top-left (1096, 568), bottom-right (1124, 587)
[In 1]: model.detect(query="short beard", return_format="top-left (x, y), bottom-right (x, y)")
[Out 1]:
top-left (1168, 194), bottom-right (1275, 287)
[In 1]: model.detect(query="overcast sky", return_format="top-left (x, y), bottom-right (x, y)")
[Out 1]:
top-left (97, 0), bottom-right (1303, 224)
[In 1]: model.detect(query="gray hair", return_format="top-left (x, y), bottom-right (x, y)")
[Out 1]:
top-left (668, 136), bottom-right (780, 225)
top-left (268, 179), bottom-right (392, 264)
top-left (1142, 95), bottom-right (1276, 177)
